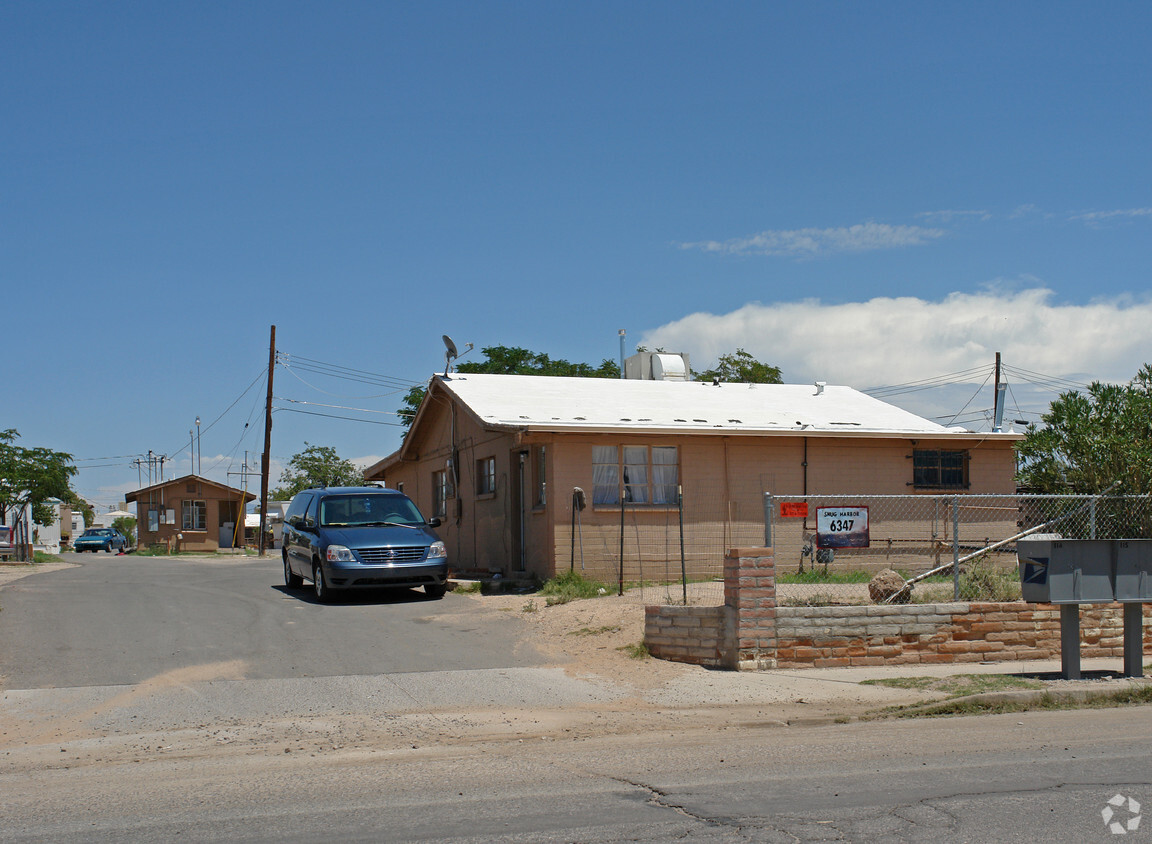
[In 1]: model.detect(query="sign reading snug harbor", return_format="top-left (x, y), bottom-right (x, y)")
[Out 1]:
top-left (815, 506), bottom-right (870, 548)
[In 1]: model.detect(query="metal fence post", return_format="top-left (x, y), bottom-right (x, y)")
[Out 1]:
top-left (678, 485), bottom-right (687, 605)
top-left (1090, 495), bottom-right (1098, 540)
top-left (763, 492), bottom-right (773, 547)
top-left (952, 495), bottom-right (961, 601)
top-left (618, 488), bottom-right (625, 597)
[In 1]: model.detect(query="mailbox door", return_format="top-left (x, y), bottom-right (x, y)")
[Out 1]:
top-left (1115, 540), bottom-right (1152, 602)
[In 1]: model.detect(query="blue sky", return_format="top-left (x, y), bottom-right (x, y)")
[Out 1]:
top-left (4, 2), bottom-right (1151, 512)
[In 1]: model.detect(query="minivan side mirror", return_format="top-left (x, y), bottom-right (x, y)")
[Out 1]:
top-left (427, 517), bottom-right (442, 528)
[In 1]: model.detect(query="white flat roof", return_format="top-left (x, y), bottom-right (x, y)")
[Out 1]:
top-left (437, 374), bottom-right (1013, 438)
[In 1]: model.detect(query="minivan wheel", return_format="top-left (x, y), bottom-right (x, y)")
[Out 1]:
top-left (313, 562), bottom-right (330, 603)
top-left (284, 553), bottom-right (303, 589)
top-left (425, 583), bottom-right (447, 599)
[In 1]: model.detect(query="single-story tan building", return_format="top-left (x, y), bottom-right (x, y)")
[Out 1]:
top-left (126, 475), bottom-right (256, 552)
top-left (365, 373), bottom-right (1021, 582)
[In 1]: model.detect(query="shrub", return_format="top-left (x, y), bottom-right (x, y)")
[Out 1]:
top-left (538, 570), bottom-right (613, 606)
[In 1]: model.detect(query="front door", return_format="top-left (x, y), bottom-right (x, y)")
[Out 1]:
top-left (510, 449), bottom-right (528, 572)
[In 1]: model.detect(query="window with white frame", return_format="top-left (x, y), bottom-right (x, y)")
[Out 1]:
top-left (592, 445), bottom-right (678, 506)
top-left (182, 499), bottom-right (207, 531)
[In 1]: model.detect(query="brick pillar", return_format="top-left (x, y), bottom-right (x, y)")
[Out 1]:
top-left (724, 547), bottom-right (777, 670)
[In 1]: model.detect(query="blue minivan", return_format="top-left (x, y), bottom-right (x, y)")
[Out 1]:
top-left (281, 486), bottom-right (448, 602)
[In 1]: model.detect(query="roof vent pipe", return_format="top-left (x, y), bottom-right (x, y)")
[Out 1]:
top-left (815, 381), bottom-right (826, 395)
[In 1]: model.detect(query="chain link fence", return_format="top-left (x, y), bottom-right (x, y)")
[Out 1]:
top-left (563, 489), bottom-right (1152, 607)
top-left (561, 480), bottom-right (757, 606)
top-left (768, 493), bottom-right (1152, 606)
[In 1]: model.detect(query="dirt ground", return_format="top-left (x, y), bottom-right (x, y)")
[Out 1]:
top-left (455, 588), bottom-right (690, 690)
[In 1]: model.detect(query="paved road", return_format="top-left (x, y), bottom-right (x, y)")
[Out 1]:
top-left (4, 705), bottom-right (1152, 842)
top-left (0, 553), bottom-right (546, 688)
top-left (4, 556), bottom-right (1152, 841)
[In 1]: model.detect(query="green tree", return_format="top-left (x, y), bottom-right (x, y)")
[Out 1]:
top-left (400, 346), bottom-right (620, 429)
top-left (273, 443), bottom-right (365, 498)
top-left (695, 349), bottom-right (783, 384)
top-left (0, 429), bottom-right (76, 528)
top-left (457, 346), bottom-right (620, 378)
top-left (112, 516), bottom-right (137, 546)
top-left (1016, 364), bottom-right (1152, 494)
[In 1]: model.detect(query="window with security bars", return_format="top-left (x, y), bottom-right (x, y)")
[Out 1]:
top-left (912, 449), bottom-right (969, 489)
top-left (592, 445), bottom-right (678, 505)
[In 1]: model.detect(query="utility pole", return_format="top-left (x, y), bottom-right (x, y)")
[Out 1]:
top-left (258, 325), bottom-right (276, 557)
top-left (992, 351), bottom-right (1005, 432)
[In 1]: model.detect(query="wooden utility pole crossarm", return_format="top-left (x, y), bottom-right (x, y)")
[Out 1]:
top-left (258, 325), bottom-right (276, 557)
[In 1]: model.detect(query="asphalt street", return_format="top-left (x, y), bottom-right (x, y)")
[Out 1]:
top-left (2, 555), bottom-right (1152, 842)
top-left (0, 553), bottom-right (548, 687)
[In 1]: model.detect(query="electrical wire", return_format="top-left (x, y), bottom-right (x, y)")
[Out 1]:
top-left (862, 365), bottom-right (993, 398)
top-left (275, 397), bottom-right (409, 417)
top-left (272, 406), bottom-right (406, 426)
top-left (277, 352), bottom-right (419, 391)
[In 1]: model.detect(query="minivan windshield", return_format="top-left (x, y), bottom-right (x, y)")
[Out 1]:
top-left (318, 494), bottom-right (426, 528)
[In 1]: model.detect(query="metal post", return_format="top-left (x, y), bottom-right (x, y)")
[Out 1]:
top-left (763, 492), bottom-right (773, 547)
top-left (618, 486), bottom-right (625, 596)
top-left (1060, 604), bottom-right (1082, 680)
top-left (678, 485), bottom-right (687, 605)
top-left (1123, 603), bottom-right (1144, 678)
top-left (1089, 496), bottom-right (1098, 540)
top-left (952, 496), bottom-right (961, 601)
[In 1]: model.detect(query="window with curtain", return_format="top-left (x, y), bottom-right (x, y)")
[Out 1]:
top-left (593, 445), bottom-right (620, 505)
top-left (592, 446), bottom-right (678, 506)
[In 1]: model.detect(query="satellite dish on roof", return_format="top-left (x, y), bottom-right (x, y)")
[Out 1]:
top-left (442, 335), bottom-right (473, 376)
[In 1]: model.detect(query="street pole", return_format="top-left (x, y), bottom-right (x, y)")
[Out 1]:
top-left (258, 325), bottom-right (276, 557)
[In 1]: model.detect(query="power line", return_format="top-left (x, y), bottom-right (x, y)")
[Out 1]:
top-left (275, 397), bottom-right (409, 416)
top-left (863, 365), bottom-right (993, 398)
top-left (277, 351), bottom-right (419, 391)
top-left (272, 406), bottom-right (406, 426)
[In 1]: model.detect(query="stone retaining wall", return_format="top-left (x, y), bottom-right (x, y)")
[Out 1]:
top-left (642, 605), bottom-right (732, 668)
top-left (776, 602), bottom-right (1152, 668)
top-left (644, 547), bottom-right (1152, 670)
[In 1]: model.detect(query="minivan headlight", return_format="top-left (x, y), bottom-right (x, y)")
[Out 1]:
top-left (326, 545), bottom-right (356, 563)
top-left (428, 541), bottom-right (447, 560)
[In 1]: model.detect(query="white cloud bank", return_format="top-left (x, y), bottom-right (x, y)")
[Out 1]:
top-left (678, 222), bottom-right (945, 258)
top-left (642, 288), bottom-right (1152, 424)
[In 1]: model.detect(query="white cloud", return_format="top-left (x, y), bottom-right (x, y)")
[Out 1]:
top-left (916, 209), bottom-right (991, 224)
top-left (641, 287), bottom-right (1152, 426)
top-left (678, 222), bottom-right (945, 258)
top-left (1070, 207), bottom-right (1152, 226)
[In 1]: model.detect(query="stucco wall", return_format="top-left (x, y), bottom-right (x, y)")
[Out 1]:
top-left (374, 385), bottom-right (1018, 581)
